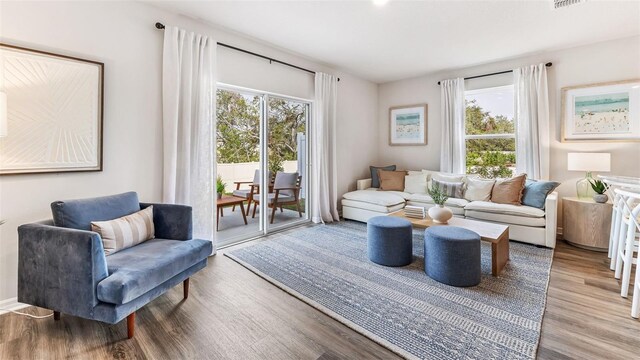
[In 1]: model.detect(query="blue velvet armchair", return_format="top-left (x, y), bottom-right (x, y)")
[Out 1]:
top-left (18, 192), bottom-right (212, 339)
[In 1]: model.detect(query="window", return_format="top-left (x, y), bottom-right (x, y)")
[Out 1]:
top-left (464, 85), bottom-right (516, 179)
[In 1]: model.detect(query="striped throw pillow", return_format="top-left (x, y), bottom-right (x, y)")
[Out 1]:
top-left (432, 179), bottom-right (465, 199)
top-left (91, 206), bottom-right (155, 255)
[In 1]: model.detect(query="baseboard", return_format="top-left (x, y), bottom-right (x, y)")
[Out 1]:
top-left (0, 297), bottom-right (29, 315)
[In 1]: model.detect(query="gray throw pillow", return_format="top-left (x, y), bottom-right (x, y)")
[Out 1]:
top-left (521, 179), bottom-right (560, 209)
top-left (432, 179), bottom-right (464, 199)
top-left (370, 165), bottom-right (396, 188)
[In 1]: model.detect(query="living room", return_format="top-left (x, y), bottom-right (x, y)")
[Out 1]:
top-left (0, 0), bottom-right (639, 359)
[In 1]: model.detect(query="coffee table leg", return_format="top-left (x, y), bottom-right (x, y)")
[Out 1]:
top-left (491, 230), bottom-right (510, 276)
top-left (240, 202), bottom-right (248, 225)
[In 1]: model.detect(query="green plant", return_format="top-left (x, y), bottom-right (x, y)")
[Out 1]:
top-left (427, 185), bottom-right (449, 206)
top-left (216, 175), bottom-right (226, 194)
top-left (589, 179), bottom-right (608, 195)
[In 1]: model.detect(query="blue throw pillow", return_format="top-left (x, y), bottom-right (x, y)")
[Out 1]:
top-left (521, 180), bottom-right (560, 209)
top-left (370, 165), bottom-right (396, 188)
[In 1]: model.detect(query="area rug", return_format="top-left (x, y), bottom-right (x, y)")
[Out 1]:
top-left (225, 221), bottom-right (554, 360)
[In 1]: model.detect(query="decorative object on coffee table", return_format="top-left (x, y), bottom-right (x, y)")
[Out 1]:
top-left (367, 216), bottom-right (413, 267)
top-left (427, 184), bottom-right (452, 224)
top-left (567, 152), bottom-right (611, 198)
top-left (389, 104), bottom-right (427, 146)
top-left (589, 179), bottom-right (610, 203)
top-left (424, 226), bottom-right (481, 287)
top-left (562, 196), bottom-right (612, 251)
top-left (216, 175), bottom-right (225, 200)
top-left (389, 209), bottom-right (510, 276)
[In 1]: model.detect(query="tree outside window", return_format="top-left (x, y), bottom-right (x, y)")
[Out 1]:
top-left (464, 85), bottom-right (516, 179)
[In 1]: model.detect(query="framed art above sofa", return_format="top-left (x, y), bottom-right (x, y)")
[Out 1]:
top-left (389, 104), bottom-right (427, 146)
top-left (561, 79), bottom-right (640, 142)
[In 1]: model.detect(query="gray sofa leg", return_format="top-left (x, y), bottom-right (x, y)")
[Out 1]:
top-left (127, 313), bottom-right (135, 339)
top-left (53, 311), bottom-right (60, 321)
top-left (184, 278), bottom-right (190, 299)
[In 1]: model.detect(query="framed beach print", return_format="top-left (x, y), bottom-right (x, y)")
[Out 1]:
top-left (389, 104), bottom-right (428, 146)
top-left (0, 43), bottom-right (104, 175)
top-left (561, 79), bottom-right (640, 142)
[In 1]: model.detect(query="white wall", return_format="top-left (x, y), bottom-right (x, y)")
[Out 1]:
top-left (378, 36), bottom-right (640, 230)
top-left (0, 1), bottom-right (378, 304)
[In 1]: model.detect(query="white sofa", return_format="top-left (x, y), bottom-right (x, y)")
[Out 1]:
top-left (342, 177), bottom-right (558, 248)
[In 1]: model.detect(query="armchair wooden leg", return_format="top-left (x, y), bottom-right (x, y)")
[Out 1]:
top-left (53, 311), bottom-right (60, 321)
top-left (183, 278), bottom-right (190, 300)
top-left (280, 206), bottom-right (283, 213)
top-left (296, 201), bottom-right (302, 217)
top-left (252, 202), bottom-right (258, 218)
top-left (127, 313), bottom-right (135, 339)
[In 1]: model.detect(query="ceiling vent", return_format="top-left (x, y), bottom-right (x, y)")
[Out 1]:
top-left (553, 0), bottom-right (587, 9)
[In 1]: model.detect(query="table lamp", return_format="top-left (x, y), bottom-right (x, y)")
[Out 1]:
top-left (567, 152), bottom-right (611, 198)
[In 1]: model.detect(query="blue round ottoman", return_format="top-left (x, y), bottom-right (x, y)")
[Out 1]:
top-left (424, 226), bottom-right (481, 287)
top-left (367, 216), bottom-right (413, 267)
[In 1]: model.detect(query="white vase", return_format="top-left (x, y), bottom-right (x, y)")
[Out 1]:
top-left (428, 205), bottom-right (453, 224)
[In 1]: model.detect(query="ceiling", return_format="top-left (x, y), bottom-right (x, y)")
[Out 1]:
top-left (149, 0), bottom-right (640, 83)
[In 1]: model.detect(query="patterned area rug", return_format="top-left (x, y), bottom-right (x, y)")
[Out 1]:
top-left (225, 221), bottom-right (554, 360)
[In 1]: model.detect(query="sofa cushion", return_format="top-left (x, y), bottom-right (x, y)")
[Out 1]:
top-left (464, 210), bottom-right (546, 227)
top-left (51, 192), bottom-right (140, 231)
top-left (464, 178), bottom-right (495, 201)
top-left (491, 174), bottom-right (527, 205)
top-left (97, 238), bottom-right (212, 305)
top-left (91, 206), bottom-right (155, 255)
top-left (404, 174), bottom-right (428, 194)
top-left (522, 180), bottom-right (560, 209)
top-left (378, 170), bottom-right (407, 191)
top-left (464, 201), bottom-right (545, 218)
top-left (384, 191), bottom-right (412, 200)
top-left (432, 179), bottom-right (465, 199)
top-left (342, 190), bottom-right (405, 207)
top-left (408, 193), bottom-right (469, 208)
top-left (370, 165), bottom-right (396, 188)
top-left (341, 199), bottom-right (405, 213)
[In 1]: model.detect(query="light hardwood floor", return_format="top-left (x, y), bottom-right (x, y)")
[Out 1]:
top-left (0, 235), bottom-right (638, 359)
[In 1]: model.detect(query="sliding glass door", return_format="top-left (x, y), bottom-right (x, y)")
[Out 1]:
top-left (216, 86), bottom-right (311, 247)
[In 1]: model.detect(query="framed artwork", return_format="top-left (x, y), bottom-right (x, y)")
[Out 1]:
top-left (561, 79), bottom-right (640, 142)
top-left (389, 104), bottom-right (427, 146)
top-left (0, 43), bottom-right (104, 175)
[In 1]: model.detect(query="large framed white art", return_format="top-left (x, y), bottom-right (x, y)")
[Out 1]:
top-left (0, 43), bottom-right (104, 175)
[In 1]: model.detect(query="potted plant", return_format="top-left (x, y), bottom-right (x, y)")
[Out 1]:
top-left (427, 185), bottom-right (453, 224)
top-left (216, 176), bottom-right (226, 200)
top-left (589, 179), bottom-right (609, 203)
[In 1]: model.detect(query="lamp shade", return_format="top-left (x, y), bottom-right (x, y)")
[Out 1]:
top-left (567, 152), bottom-right (611, 172)
top-left (0, 91), bottom-right (6, 138)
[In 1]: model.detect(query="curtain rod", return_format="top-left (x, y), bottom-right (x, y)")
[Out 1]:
top-left (155, 22), bottom-right (340, 81)
top-left (436, 62), bottom-right (552, 85)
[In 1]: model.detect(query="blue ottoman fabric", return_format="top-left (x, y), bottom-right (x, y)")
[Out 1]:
top-left (367, 216), bottom-right (413, 267)
top-left (424, 226), bottom-right (481, 287)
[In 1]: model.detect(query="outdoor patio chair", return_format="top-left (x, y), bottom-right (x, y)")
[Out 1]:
top-left (251, 171), bottom-right (303, 224)
top-left (231, 170), bottom-right (272, 212)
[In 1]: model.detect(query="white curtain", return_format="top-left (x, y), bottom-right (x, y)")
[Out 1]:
top-left (162, 25), bottom-right (216, 252)
top-left (440, 78), bottom-right (466, 174)
top-left (311, 72), bottom-right (339, 223)
top-left (514, 63), bottom-right (550, 180)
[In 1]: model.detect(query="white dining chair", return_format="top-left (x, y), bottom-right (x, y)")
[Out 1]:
top-left (612, 189), bottom-right (640, 298)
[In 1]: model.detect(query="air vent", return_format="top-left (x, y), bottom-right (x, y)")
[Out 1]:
top-left (553, 0), bottom-right (586, 9)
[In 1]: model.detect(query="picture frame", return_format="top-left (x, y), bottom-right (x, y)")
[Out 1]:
top-left (389, 104), bottom-right (427, 146)
top-left (0, 43), bottom-right (104, 175)
top-left (561, 79), bottom-right (640, 142)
